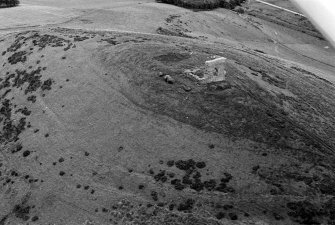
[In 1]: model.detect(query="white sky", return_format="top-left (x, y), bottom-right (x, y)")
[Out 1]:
top-left (290, 0), bottom-right (335, 47)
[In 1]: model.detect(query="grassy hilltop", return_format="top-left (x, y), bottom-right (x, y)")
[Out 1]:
top-left (0, 0), bottom-right (335, 225)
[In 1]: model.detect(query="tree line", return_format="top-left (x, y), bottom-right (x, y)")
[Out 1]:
top-left (0, 0), bottom-right (20, 7)
top-left (157, 0), bottom-right (246, 10)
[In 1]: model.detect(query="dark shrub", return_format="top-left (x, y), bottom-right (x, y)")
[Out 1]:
top-left (0, 0), bottom-right (20, 8)
top-left (158, 0), bottom-right (246, 10)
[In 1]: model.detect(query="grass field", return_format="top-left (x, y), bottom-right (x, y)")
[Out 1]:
top-left (0, 1), bottom-right (335, 225)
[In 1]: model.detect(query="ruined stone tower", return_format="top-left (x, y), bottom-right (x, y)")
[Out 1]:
top-left (184, 56), bottom-right (227, 83)
top-left (203, 57), bottom-right (226, 83)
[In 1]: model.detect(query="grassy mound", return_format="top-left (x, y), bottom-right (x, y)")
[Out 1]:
top-left (157, 0), bottom-right (245, 10)
top-left (0, 0), bottom-right (20, 8)
top-left (1, 26), bottom-right (335, 225)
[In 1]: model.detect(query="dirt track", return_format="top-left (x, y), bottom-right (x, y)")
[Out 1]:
top-left (254, 0), bottom-right (304, 17)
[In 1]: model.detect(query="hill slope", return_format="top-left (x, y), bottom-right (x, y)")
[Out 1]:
top-left (0, 27), bottom-right (335, 225)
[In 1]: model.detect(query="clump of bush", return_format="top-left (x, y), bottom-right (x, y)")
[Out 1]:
top-left (157, 0), bottom-right (245, 10)
top-left (0, 0), bottom-right (20, 8)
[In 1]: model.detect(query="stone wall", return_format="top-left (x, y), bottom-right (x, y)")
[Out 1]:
top-left (184, 56), bottom-right (226, 83)
top-left (204, 57), bottom-right (226, 83)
